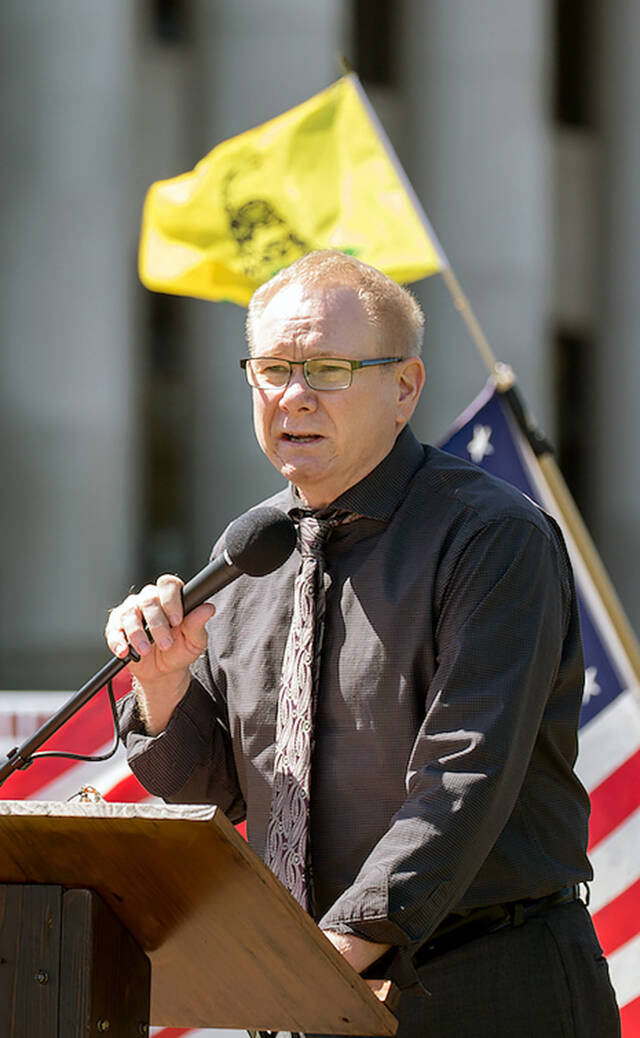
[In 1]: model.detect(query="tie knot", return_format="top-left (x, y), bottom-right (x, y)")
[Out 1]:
top-left (296, 515), bottom-right (334, 559)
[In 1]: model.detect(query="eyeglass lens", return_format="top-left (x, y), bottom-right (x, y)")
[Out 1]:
top-left (247, 358), bottom-right (353, 390)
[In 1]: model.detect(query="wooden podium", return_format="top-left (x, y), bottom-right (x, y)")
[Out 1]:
top-left (0, 801), bottom-right (398, 1037)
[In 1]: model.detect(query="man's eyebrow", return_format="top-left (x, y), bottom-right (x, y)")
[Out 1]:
top-left (257, 348), bottom-right (348, 359)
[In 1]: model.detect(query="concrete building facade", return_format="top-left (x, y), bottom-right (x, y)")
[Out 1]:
top-left (1, 0), bottom-right (638, 689)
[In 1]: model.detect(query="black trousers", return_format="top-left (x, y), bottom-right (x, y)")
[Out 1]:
top-left (303, 900), bottom-right (620, 1038)
top-left (393, 900), bottom-right (620, 1038)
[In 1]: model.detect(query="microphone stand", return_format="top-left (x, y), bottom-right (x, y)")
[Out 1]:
top-left (0, 505), bottom-right (294, 790)
top-left (0, 552), bottom-right (243, 789)
top-left (0, 647), bottom-right (140, 788)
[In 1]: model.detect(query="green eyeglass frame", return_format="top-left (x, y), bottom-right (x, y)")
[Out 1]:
top-left (240, 356), bottom-right (402, 391)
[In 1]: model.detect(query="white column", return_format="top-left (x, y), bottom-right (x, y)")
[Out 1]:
top-left (183, 0), bottom-right (345, 557)
top-left (0, 2), bottom-right (137, 687)
top-left (593, 2), bottom-right (640, 631)
top-left (400, 0), bottom-right (553, 441)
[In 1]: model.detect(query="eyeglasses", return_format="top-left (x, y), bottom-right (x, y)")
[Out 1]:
top-left (240, 356), bottom-right (402, 391)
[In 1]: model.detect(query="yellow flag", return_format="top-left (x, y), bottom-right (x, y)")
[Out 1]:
top-left (139, 75), bottom-right (447, 306)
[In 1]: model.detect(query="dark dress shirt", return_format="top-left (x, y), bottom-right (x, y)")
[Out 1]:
top-left (119, 425), bottom-right (592, 954)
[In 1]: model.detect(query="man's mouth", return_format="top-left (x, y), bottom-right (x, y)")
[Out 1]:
top-left (282, 433), bottom-right (322, 443)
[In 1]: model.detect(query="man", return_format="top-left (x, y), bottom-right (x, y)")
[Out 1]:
top-left (108, 251), bottom-right (620, 1035)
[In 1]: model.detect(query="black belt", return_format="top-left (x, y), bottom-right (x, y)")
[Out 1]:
top-left (414, 885), bottom-right (582, 966)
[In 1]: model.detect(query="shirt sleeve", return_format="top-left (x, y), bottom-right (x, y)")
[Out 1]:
top-left (318, 514), bottom-right (574, 948)
top-left (117, 660), bottom-right (246, 822)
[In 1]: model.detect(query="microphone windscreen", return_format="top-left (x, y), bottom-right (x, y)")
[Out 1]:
top-left (225, 506), bottom-right (297, 576)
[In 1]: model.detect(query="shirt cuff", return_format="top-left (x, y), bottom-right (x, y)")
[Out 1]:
top-left (118, 679), bottom-right (216, 798)
top-left (320, 923), bottom-right (428, 996)
top-left (320, 916), bottom-right (411, 947)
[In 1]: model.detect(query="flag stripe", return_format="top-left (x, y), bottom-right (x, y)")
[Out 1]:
top-left (575, 689), bottom-right (640, 791)
top-left (592, 878), bottom-right (640, 957)
top-left (588, 748), bottom-right (640, 850)
top-left (9, 743), bottom-right (131, 802)
top-left (150, 1029), bottom-right (193, 1037)
top-left (104, 772), bottom-right (152, 803)
top-left (587, 808), bottom-right (640, 914)
top-left (150, 1030), bottom-right (240, 1038)
top-left (607, 932), bottom-right (640, 1008)
top-left (620, 994), bottom-right (640, 1038)
top-left (0, 712), bottom-right (115, 797)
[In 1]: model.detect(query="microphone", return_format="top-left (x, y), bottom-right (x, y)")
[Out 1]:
top-left (0, 506), bottom-right (297, 786)
top-left (181, 506), bottom-right (297, 613)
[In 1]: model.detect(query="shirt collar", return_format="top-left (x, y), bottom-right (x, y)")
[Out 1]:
top-left (286, 424), bottom-right (425, 522)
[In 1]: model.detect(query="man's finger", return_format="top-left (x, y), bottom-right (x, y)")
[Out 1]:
top-left (181, 602), bottom-right (216, 650)
top-left (157, 574), bottom-right (185, 627)
top-left (105, 598), bottom-right (137, 658)
top-left (107, 623), bottom-right (131, 659)
top-left (140, 599), bottom-right (175, 651)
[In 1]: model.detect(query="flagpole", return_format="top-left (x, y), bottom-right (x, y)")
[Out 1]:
top-left (439, 272), bottom-right (640, 672)
top-left (537, 453), bottom-right (640, 676)
top-left (438, 266), bottom-right (502, 379)
top-left (350, 75), bottom-right (505, 380)
top-left (443, 277), bottom-right (640, 674)
top-left (443, 287), bottom-right (640, 673)
top-left (353, 74), bottom-right (640, 674)
top-left (492, 366), bottom-right (640, 676)
top-left (349, 75), bottom-right (450, 273)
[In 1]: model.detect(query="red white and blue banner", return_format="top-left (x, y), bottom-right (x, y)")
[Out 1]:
top-left (1, 379), bottom-right (638, 1035)
top-left (440, 380), bottom-right (640, 1036)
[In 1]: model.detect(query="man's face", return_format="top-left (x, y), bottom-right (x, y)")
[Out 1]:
top-left (249, 281), bottom-right (424, 508)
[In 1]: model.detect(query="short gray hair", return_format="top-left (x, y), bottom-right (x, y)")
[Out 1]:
top-left (246, 250), bottom-right (425, 357)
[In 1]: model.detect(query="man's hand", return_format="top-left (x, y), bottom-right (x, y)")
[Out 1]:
top-left (105, 575), bottom-right (215, 734)
top-left (322, 931), bottom-right (391, 974)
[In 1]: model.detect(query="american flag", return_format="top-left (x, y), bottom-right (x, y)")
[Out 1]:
top-left (440, 379), bottom-right (640, 1036)
top-left (1, 380), bottom-right (638, 1035)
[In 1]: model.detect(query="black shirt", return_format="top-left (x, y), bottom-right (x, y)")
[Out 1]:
top-left (120, 425), bottom-right (591, 951)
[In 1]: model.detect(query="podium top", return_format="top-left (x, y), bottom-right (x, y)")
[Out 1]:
top-left (0, 800), bottom-right (397, 1034)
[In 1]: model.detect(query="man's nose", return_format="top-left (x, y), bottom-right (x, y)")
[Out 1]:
top-left (278, 368), bottom-right (317, 409)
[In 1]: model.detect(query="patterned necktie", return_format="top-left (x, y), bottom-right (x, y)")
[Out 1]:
top-left (264, 514), bottom-right (335, 910)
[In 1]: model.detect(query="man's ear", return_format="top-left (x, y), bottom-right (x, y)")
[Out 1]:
top-left (396, 357), bottom-right (426, 424)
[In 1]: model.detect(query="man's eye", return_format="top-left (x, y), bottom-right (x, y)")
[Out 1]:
top-left (311, 361), bottom-right (348, 375)
top-left (259, 362), bottom-right (289, 377)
